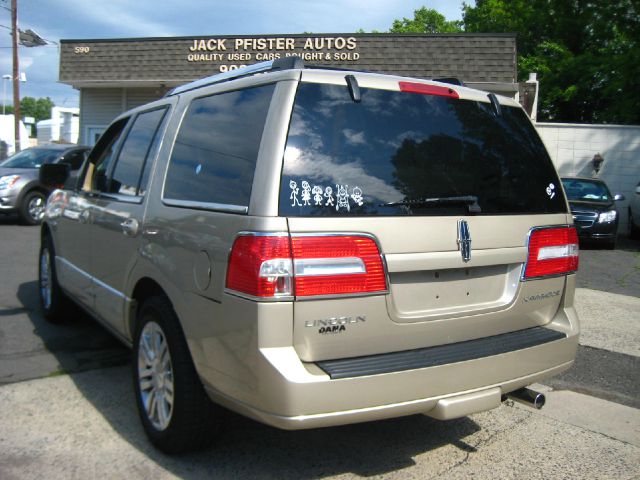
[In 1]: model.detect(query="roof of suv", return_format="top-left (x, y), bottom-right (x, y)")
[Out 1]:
top-left (166, 57), bottom-right (521, 108)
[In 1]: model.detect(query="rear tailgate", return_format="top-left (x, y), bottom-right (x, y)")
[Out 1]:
top-left (288, 214), bottom-right (570, 361)
top-left (280, 74), bottom-right (573, 362)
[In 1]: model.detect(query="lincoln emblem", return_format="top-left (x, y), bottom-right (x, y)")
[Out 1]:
top-left (457, 219), bottom-right (471, 262)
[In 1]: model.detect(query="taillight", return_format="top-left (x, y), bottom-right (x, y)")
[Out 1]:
top-left (292, 235), bottom-right (387, 297)
top-left (398, 81), bottom-right (459, 99)
top-left (225, 233), bottom-right (387, 299)
top-left (523, 226), bottom-right (579, 280)
top-left (226, 235), bottom-right (293, 298)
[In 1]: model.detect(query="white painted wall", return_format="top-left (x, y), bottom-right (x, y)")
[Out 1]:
top-left (36, 107), bottom-right (80, 144)
top-left (536, 123), bottom-right (640, 233)
top-left (0, 114), bottom-right (29, 156)
top-left (79, 87), bottom-right (162, 145)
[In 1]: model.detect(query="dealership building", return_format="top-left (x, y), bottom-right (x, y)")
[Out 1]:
top-left (59, 33), bottom-right (530, 145)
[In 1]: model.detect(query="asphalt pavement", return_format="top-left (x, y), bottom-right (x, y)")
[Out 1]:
top-left (0, 216), bottom-right (639, 479)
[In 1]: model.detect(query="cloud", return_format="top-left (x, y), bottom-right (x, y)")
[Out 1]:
top-left (343, 128), bottom-right (366, 145)
top-left (35, 0), bottom-right (179, 38)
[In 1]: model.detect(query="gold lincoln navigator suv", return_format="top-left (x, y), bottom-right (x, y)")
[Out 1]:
top-left (39, 58), bottom-right (580, 453)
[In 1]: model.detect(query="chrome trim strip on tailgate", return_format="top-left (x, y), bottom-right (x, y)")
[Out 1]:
top-left (385, 247), bottom-right (527, 272)
top-left (316, 327), bottom-right (566, 379)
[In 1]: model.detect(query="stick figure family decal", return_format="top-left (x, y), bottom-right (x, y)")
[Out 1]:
top-left (289, 180), bottom-right (364, 211)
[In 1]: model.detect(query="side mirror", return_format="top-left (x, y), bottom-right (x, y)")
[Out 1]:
top-left (40, 163), bottom-right (70, 189)
top-left (614, 193), bottom-right (625, 201)
top-left (635, 185), bottom-right (640, 195)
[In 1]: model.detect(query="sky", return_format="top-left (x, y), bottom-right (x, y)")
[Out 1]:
top-left (0, 0), bottom-right (466, 110)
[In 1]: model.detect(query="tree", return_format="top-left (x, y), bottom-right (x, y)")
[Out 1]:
top-left (2, 97), bottom-right (55, 122)
top-left (19, 96), bottom-right (54, 123)
top-left (389, 7), bottom-right (463, 33)
top-left (385, 2), bottom-right (639, 124)
top-left (2, 97), bottom-right (55, 136)
top-left (462, 0), bottom-right (640, 124)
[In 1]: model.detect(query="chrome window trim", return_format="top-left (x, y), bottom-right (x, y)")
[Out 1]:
top-left (162, 198), bottom-right (248, 214)
top-left (91, 192), bottom-right (144, 205)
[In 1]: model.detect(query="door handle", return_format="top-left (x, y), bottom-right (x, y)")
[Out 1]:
top-left (121, 218), bottom-right (140, 237)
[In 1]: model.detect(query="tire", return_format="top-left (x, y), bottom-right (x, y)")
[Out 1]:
top-left (19, 190), bottom-right (46, 226)
top-left (39, 235), bottom-right (69, 323)
top-left (629, 208), bottom-right (640, 240)
top-left (133, 295), bottom-right (219, 453)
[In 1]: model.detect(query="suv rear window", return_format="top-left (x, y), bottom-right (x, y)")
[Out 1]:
top-left (279, 83), bottom-right (566, 216)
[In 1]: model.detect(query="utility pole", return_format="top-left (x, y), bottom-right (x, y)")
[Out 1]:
top-left (11, 0), bottom-right (20, 152)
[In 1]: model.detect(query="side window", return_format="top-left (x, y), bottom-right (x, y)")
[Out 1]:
top-left (164, 84), bottom-right (275, 208)
top-left (109, 107), bottom-right (168, 197)
top-left (60, 150), bottom-right (86, 170)
top-left (85, 118), bottom-right (130, 193)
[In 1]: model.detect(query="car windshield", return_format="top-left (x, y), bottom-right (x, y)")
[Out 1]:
top-left (561, 178), bottom-right (611, 202)
top-left (0, 148), bottom-right (61, 169)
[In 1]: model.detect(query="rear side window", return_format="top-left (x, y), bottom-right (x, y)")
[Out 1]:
top-left (110, 107), bottom-right (168, 197)
top-left (164, 84), bottom-right (275, 208)
top-left (279, 83), bottom-right (566, 216)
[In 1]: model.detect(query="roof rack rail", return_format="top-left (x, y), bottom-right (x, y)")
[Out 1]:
top-left (165, 57), bottom-right (305, 97)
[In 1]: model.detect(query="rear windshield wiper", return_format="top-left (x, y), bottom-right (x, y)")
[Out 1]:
top-left (381, 195), bottom-right (481, 213)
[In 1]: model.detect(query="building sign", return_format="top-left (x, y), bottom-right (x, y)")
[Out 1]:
top-left (186, 36), bottom-right (360, 72)
top-left (59, 34), bottom-right (518, 87)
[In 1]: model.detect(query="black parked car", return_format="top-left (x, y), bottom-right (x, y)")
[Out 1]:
top-left (561, 177), bottom-right (625, 249)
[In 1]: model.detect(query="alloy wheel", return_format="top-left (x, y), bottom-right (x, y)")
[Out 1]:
top-left (138, 321), bottom-right (174, 431)
top-left (28, 194), bottom-right (46, 222)
top-left (39, 247), bottom-right (52, 310)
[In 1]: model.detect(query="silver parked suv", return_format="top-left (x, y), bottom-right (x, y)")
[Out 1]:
top-left (39, 58), bottom-right (580, 453)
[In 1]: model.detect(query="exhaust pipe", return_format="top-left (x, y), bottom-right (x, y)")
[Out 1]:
top-left (504, 387), bottom-right (546, 409)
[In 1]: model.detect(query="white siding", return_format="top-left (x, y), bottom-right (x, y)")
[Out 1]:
top-left (79, 87), bottom-right (164, 144)
top-left (126, 89), bottom-right (164, 110)
top-left (537, 123), bottom-right (640, 232)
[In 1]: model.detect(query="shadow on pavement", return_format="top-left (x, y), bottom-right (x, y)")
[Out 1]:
top-left (12, 281), bottom-right (129, 382)
top-left (16, 283), bottom-right (481, 478)
top-left (63, 364), bottom-right (483, 479)
top-left (0, 213), bottom-right (22, 225)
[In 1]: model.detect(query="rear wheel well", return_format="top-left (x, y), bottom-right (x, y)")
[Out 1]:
top-left (130, 278), bottom-right (169, 339)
